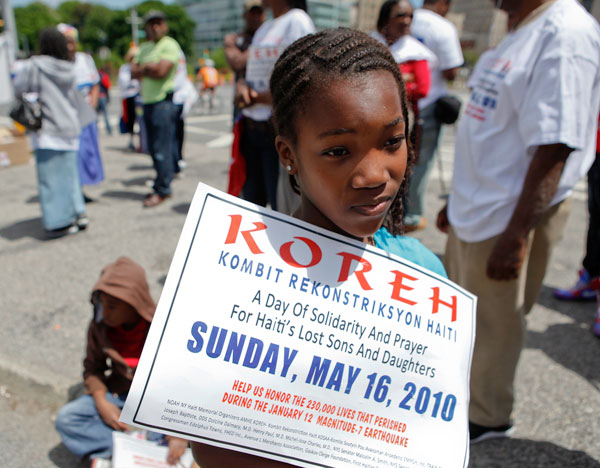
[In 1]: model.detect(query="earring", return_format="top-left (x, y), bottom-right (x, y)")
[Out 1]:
top-left (286, 165), bottom-right (293, 172)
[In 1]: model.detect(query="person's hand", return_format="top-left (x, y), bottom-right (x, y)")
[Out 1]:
top-left (94, 395), bottom-right (128, 431)
top-left (166, 437), bottom-right (188, 465)
top-left (486, 232), bottom-right (528, 281)
top-left (436, 205), bottom-right (450, 233)
top-left (235, 79), bottom-right (258, 108)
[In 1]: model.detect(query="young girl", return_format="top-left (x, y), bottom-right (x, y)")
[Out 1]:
top-left (191, 27), bottom-right (445, 467)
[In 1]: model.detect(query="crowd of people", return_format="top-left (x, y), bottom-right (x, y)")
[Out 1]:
top-left (9, 0), bottom-right (600, 466)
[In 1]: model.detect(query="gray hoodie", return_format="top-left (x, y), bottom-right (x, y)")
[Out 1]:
top-left (13, 55), bottom-right (92, 139)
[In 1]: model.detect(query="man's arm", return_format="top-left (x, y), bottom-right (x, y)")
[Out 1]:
top-left (441, 67), bottom-right (459, 81)
top-left (224, 33), bottom-right (249, 74)
top-left (131, 60), bottom-right (175, 80)
top-left (486, 143), bottom-right (572, 280)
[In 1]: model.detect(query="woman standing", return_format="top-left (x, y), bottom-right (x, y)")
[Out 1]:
top-left (118, 47), bottom-right (141, 151)
top-left (374, 0), bottom-right (433, 117)
top-left (13, 28), bottom-right (88, 238)
top-left (234, 0), bottom-right (315, 214)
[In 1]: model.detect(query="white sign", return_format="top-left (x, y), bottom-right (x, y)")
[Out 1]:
top-left (122, 183), bottom-right (476, 468)
top-left (112, 432), bottom-right (194, 468)
top-left (245, 45), bottom-right (282, 93)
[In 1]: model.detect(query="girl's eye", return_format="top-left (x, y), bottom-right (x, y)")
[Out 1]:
top-left (385, 135), bottom-right (405, 150)
top-left (322, 147), bottom-right (349, 157)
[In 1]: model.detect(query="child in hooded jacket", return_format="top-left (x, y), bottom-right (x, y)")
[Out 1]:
top-left (55, 257), bottom-right (188, 465)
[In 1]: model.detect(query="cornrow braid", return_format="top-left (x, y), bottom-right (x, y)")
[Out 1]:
top-left (269, 28), bottom-right (415, 237)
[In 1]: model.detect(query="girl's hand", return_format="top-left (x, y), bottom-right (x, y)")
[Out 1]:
top-left (436, 205), bottom-right (450, 233)
top-left (166, 437), bottom-right (188, 465)
top-left (94, 394), bottom-right (128, 431)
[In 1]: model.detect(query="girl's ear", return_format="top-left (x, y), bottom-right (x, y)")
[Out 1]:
top-left (275, 135), bottom-right (297, 175)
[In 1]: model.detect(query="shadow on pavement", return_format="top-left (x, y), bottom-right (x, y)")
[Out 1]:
top-left (127, 164), bottom-right (153, 172)
top-left (0, 217), bottom-right (46, 240)
top-left (101, 190), bottom-right (147, 202)
top-left (470, 438), bottom-right (600, 467)
top-left (172, 202), bottom-right (190, 215)
top-left (526, 285), bottom-right (600, 387)
top-left (121, 176), bottom-right (153, 187)
top-left (26, 194), bottom-right (40, 204)
top-left (48, 444), bottom-right (87, 468)
top-left (537, 285), bottom-right (595, 325)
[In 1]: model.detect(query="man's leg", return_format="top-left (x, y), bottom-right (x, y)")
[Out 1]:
top-left (148, 100), bottom-right (175, 198)
top-left (445, 228), bottom-right (527, 428)
top-left (55, 394), bottom-right (125, 459)
top-left (583, 157), bottom-right (600, 279)
top-left (404, 103), bottom-right (442, 227)
top-left (241, 124), bottom-right (267, 207)
top-left (524, 199), bottom-right (571, 313)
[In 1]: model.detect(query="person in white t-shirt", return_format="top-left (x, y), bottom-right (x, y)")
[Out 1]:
top-left (436, 0), bottom-right (600, 443)
top-left (58, 23), bottom-right (105, 198)
top-left (405, 0), bottom-right (463, 231)
top-left (234, 0), bottom-right (315, 214)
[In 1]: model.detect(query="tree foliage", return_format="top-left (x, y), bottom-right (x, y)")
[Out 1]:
top-left (14, 2), bottom-right (59, 54)
top-left (14, 0), bottom-right (195, 62)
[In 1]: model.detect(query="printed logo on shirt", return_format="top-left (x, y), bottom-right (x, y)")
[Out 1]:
top-left (464, 57), bottom-right (511, 122)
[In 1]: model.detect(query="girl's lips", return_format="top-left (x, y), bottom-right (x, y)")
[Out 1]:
top-left (352, 199), bottom-right (390, 216)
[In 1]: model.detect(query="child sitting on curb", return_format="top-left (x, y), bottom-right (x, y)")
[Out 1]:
top-left (55, 257), bottom-right (189, 465)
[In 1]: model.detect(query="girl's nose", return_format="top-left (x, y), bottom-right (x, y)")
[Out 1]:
top-left (352, 150), bottom-right (390, 189)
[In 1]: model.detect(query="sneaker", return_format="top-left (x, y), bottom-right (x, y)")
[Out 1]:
top-left (553, 269), bottom-right (598, 301)
top-left (45, 224), bottom-right (79, 239)
top-left (90, 457), bottom-right (112, 468)
top-left (76, 213), bottom-right (89, 230)
top-left (469, 421), bottom-right (514, 444)
top-left (593, 292), bottom-right (600, 338)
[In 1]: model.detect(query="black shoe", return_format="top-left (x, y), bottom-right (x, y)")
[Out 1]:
top-left (469, 421), bottom-right (514, 444)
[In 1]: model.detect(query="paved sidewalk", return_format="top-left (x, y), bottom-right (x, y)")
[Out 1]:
top-left (0, 86), bottom-right (599, 468)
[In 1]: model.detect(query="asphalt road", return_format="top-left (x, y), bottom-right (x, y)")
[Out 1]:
top-left (0, 84), bottom-right (598, 468)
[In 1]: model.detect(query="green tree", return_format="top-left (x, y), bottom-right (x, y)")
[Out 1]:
top-left (14, 2), bottom-right (59, 53)
top-left (56, 1), bottom-right (92, 30)
top-left (135, 1), bottom-right (195, 57)
top-left (80, 5), bottom-right (114, 52)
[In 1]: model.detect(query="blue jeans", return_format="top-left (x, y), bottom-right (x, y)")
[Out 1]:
top-left (97, 96), bottom-right (112, 135)
top-left (55, 393), bottom-right (126, 459)
top-left (404, 102), bottom-right (442, 225)
top-left (172, 104), bottom-right (184, 173)
top-left (240, 119), bottom-right (279, 210)
top-left (143, 99), bottom-right (176, 197)
top-left (583, 155), bottom-right (600, 277)
top-left (35, 148), bottom-right (86, 230)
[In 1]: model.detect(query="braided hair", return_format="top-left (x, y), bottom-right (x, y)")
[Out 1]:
top-left (269, 28), bottom-right (414, 237)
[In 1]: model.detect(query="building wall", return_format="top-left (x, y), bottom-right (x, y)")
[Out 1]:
top-left (180, 0), bottom-right (354, 54)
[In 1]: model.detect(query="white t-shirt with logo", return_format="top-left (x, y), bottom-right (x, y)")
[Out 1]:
top-left (73, 52), bottom-right (99, 102)
top-left (411, 8), bottom-right (463, 110)
top-left (243, 8), bottom-right (315, 122)
top-left (448, 0), bottom-right (600, 243)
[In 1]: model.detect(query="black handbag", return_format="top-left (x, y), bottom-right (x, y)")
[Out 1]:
top-left (9, 63), bottom-right (42, 131)
top-left (9, 96), bottom-right (42, 131)
top-left (434, 95), bottom-right (462, 125)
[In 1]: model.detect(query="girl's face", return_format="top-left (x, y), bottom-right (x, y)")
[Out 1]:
top-left (385, 1), bottom-right (413, 43)
top-left (276, 70), bottom-right (408, 242)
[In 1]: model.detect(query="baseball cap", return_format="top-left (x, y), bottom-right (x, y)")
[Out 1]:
top-left (244, 0), bottom-right (263, 12)
top-left (143, 10), bottom-right (166, 24)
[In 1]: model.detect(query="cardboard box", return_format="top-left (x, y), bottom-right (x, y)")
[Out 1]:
top-left (0, 127), bottom-right (31, 169)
